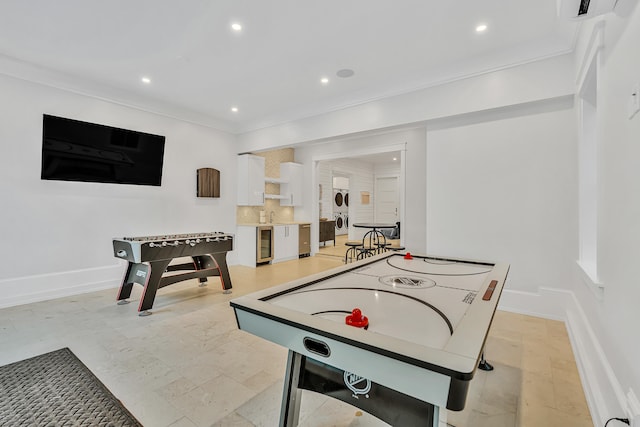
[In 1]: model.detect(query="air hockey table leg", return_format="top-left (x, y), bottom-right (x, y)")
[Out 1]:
top-left (278, 350), bottom-right (439, 426)
top-left (478, 351), bottom-right (494, 371)
top-left (280, 350), bottom-right (303, 427)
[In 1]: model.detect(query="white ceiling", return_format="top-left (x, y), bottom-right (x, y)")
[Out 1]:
top-left (0, 1), bottom-right (578, 133)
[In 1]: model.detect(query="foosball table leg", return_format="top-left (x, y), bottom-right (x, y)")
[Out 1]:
top-left (116, 263), bottom-right (135, 304)
top-left (211, 252), bottom-right (233, 294)
top-left (137, 259), bottom-right (172, 315)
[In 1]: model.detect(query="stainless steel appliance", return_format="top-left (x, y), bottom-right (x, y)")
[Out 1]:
top-left (256, 226), bottom-right (274, 264)
top-left (298, 223), bottom-right (310, 257)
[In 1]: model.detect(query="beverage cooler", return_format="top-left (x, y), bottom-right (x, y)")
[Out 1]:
top-left (298, 223), bottom-right (311, 257)
top-left (256, 226), bottom-right (274, 264)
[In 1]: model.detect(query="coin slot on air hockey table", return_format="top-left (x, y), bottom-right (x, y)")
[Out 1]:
top-left (303, 337), bottom-right (331, 357)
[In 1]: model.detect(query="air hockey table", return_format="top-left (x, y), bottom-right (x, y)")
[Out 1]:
top-left (230, 251), bottom-right (509, 426)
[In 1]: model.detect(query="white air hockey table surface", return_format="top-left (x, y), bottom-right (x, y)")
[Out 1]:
top-left (230, 252), bottom-right (509, 426)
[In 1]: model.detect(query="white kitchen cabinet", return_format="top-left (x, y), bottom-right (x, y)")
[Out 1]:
top-left (237, 154), bottom-right (265, 206)
top-left (273, 224), bottom-right (299, 263)
top-left (279, 162), bottom-right (303, 206)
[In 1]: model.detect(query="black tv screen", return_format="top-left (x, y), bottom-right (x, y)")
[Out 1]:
top-left (41, 115), bottom-right (165, 186)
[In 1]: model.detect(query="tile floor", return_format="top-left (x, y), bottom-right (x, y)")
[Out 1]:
top-left (0, 255), bottom-right (593, 427)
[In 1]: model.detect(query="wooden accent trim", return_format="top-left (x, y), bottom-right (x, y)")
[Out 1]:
top-left (482, 280), bottom-right (498, 301)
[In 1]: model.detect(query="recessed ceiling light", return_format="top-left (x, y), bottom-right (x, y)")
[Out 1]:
top-left (231, 107), bottom-right (239, 113)
top-left (476, 24), bottom-right (488, 33)
top-left (231, 23), bottom-right (242, 32)
top-left (320, 77), bottom-right (329, 85)
top-left (141, 77), bottom-right (151, 84)
top-left (393, 157), bottom-right (397, 161)
top-left (336, 69), bottom-right (355, 78)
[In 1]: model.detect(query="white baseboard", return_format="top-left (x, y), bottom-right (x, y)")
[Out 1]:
top-left (500, 287), bottom-right (627, 427)
top-left (0, 254), bottom-right (245, 309)
top-left (565, 292), bottom-right (630, 426)
top-left (0, 264), bottom-right (124, 309)
top-left (498, 287), bottom-right (572, 321)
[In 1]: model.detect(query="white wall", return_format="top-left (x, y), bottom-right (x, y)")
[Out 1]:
top-left (592, 3), bottom-right (640, 397)
top-left (426, 108), bottom-right (578, 294)
top-left (0, 74), bottom-right (237, 308)
top-left (567, 2), bottom-right (640, 422)
top-left (374, 162), bottom-right (401, 177)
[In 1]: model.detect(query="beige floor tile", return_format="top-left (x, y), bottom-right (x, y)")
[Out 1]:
top-left (467, 410), bottom-right (518, 427)
top-left (545, 406), bottom-right (594, 427)
top-left (168, 416), bottom-right (199, 427)
top-left (551, 357), bottom-right (583, 386)
top-left (521, 370), bottom-right (557, 409)
top-left (491, 310), bottom-right (526, 332)
top-left (521, 351), bottom-right (553, 379)
top-left (485, 335), bottom-right (523, 369)
top-left (489, 326), bottom-right (524, 343)
top-left (126, 391), bottom-right (185, 427)
top-left (546, 318), bottom-right (570, 340)
top-left (210, 412), bottom-right (254, 426)
top-left (553, 377), bottom-right (592, 418)
top-left (171, 374), bottom-right (256, 426)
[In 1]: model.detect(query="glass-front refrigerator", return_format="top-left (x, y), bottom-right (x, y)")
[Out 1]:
top-left (256, 226), bottom-right (274, 264)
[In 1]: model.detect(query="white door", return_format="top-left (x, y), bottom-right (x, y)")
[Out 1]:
top-left (375, 177), bottom-right (399, 224)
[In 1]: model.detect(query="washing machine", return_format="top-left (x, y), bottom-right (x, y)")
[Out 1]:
top-left (334, 213), bottom-right (346, 235)
top-left (333, 189), bottom-right (344, 210)
top-left (333, 188), bottom-right (348, 235)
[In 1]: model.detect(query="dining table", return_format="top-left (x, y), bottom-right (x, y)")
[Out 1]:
top-left (352, 223), bottom-right (397, 258)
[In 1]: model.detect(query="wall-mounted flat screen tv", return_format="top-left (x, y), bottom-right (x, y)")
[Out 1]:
top-left (41, 114), bottom-right (165, 186)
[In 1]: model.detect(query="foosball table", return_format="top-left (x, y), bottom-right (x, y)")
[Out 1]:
top-left (112, 232), bottom-right (234, 316)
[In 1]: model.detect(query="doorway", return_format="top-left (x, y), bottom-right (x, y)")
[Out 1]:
top-left (312, 144), bottom-right (406, 255)
top-left (375, 176), bottom-right (399, 224)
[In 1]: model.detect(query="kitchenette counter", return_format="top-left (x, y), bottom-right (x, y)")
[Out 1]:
top-left (236, 222), bottom-right (312, 267)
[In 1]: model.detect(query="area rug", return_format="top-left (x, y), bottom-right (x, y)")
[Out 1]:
top-left (0, 347), bottom-right (142, 426)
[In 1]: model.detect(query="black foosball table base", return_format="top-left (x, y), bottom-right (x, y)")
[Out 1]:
top-left (113, 232), bottom-right (234, 316)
